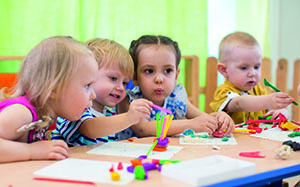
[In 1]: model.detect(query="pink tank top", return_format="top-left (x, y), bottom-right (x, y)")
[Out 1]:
top-left (0, 96), bottom-right (40, 143)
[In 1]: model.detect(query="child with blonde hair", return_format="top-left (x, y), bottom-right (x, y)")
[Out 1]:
top-left (52, 38), bottom-right (152, 146)
top-left (210, 32), bottom-right (293, 124)
top-left (0, 36), bottom-right (98, 162)
top-left (118, 35), bottom-right (235, 138)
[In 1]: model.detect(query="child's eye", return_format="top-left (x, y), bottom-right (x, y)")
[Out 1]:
top-left (123, 81), bottom-right (128, 87)
top-left (254, 65), bottom-right (260, 70)
top-left (84, 84), bottom-right (91, 89)
top-left (145, 69), bottom-right (153, 74)
top-left (240, 67), bottom-right (247, 70)
top-left (109, 76), bottom-right (117, 81)
top-left (165, 68), bottom-right (173, 74)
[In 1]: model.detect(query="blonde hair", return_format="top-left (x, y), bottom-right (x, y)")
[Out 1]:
top-left (219, 32), bottom-right (261, 63)
top-left (86, 38), bottom-right (134, 79)
top-left (7, 36), bottom-right (93, 119)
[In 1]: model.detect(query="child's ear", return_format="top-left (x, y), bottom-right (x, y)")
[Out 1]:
top-left (49, 91), bottom-right (57, 99)
top-left (217, 63), bottom-right (228, 78)
top-left (175, 68), bottom-right (180, 83)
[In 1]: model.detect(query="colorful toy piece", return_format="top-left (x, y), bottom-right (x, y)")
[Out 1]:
top-left (283, 140), bottom-right (300, 151)
top-left (153, 137), bottom-right (169, 151)
top-left (212, 131), bottom-right (225, 138)
top-left (109, 164), bottom-right (114, 172)
top-left (117, 162), bottom-right (123, 170)
top-left (280, 121), bottom-right (299, 131)
top-left (234, 128), bottom-right (256, 134)
top-left (134, 165), bottom-right (148, 180)
top-left (264, 78), bottom-right (298, 106)
top-left (110, 171), bottom-right (120, 181)
top-left (239, 151), bottom-right (266, 158)
top-left (275, 145), bottom-right (291, 160)
top-left (145, 114), bottom-right (174, 157)
top-left (288, 131), bottom-right (300, 138)
top-left (152, 104), bottom-right (172, 114)
top-left (183, 129), bottom-right (195, 136)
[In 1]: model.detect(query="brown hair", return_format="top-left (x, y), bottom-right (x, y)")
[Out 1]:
top-left (129, 35), bottom-right (181, 73)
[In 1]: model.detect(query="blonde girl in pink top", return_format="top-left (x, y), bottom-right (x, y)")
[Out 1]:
top-left (0, 36), bottom-right (98, 163)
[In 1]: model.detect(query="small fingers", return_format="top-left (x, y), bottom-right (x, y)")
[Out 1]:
top-left (48, 152), bottom-right (68, 160)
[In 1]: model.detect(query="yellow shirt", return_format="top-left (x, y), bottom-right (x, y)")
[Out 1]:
top-left (210, 79), bottom-right (270, 124)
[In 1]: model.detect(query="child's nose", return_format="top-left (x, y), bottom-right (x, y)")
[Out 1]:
top-left (154, 74), bottom-right (163, 84)
top-left (116, 83), bottom-right (125, 91)
top-left (248, 68), bottom-right (255, 77)
top-left (90, 88), bottom-right (96, 100)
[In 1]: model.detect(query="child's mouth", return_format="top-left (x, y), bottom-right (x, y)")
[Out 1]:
top-left (155, 89), bottom-right (163, 95)
top-left (247, 81), bottom-right (255, 86)
top-left (109, 94), bottom-right (120, 100)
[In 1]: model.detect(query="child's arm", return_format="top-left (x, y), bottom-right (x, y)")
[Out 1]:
top-left (226, 92), bottom-right (293, 113)
top-left (0, 105), bottom-right (69, 163)
top-left (0, 104), bottom-right (33, 141)
top-left (130, 115), bottom-right (221, 137)
top-left (0, 138), bottom-right (68, 163)
top-left (78, 98), bottom-right (153, 138)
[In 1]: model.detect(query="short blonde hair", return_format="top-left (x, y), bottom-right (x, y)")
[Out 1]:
top-left (86, 38), bottom-right (134, 79)
top-left (12, 36), bottom-right (93, 118)
top-left (219, 32), bottom-right (261, 63)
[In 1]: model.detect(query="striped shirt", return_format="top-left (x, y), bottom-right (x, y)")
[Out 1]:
top-left (51, 107), bottom-right (117, 147)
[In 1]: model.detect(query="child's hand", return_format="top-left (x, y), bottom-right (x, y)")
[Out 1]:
top-left (28, 140), bottom-right (69, 160)
top-left (213, 111), bottom-right (235, 135)
top-left (127, 99), bottom-right (153, 125)
top-left (191, 114), bottom-right (218, 135)
top-left (269, 92), bottom-right (294, 110)
top-left (263, 109), bottom-right (289, 120)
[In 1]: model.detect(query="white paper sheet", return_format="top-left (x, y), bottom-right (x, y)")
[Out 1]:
top-left (87, 142), bottom-right (183, 159)
top-left (250, 127), bottom-right (300, 142)
top-left (34, 158), bottom-right (134, 185)
top-left (179, 132), bottom-right (237, 145)
top-left (161, 155), bottom-right (256, 186)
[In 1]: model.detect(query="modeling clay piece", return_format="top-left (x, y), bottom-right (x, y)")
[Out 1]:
top-left (288, 131), bottom-right (300, 138)
top-left (110, 171), bottom-right (120, 181)
top-left (275, 145), bottom-right (291, 160)
top-left (239, 151), bottom-right (266, 158)
top-left (142, 162), bottom-right (158, 171)
top-left (117, 162), bottom-right (123, 170)
top-left (234, 128), bottom-right (256, 133)
top-left (264, 78), bottom-right (298, 106)
top-left (183, 129), bottom-right (195, 136)
top-left (134, 165), bottom-right (148, 180)
top-left (212, 145), bottom-right (221, 150)
top-left (221, 137), bottom-right (229, 142)
top-left (212, 131), bottom-right (225, 138)
top-left (283, 140), bottom-right (300, 151)
top-left (281, 121), bottom-right (299, 130)
top-left (138, 155), bottom-right (148, 159)
top-left (109, 164), bottom-right (114, 172)
top-left (199, 134), bottom-right (209, 138)
top-left (158, 159), bottom-right (181, 165)
top-left (131, 159), bottom-right (142, 167)
top-left (152, 104), bottom-right (172, 114)
top-left (128, 137), bottom-right (135, 142)
top-left (153, 137), bottom-right (169, 151)
top-left (127, 166), bottom-right (134, 173)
